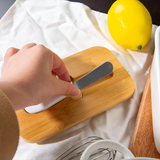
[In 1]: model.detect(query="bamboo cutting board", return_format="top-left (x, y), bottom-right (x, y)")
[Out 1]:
top-left (16, 47), bottom-right (135, 143)
top-left (129, 63), bottom-right (160, 158)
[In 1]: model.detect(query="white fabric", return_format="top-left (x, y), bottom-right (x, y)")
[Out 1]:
top-left (0, 0), bottom-right (156, 159)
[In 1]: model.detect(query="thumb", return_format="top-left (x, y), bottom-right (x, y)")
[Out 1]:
top-left (54, 78), bottom-right (80, 96)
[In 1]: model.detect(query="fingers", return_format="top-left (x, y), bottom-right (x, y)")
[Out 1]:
top-left (52, 53), bottom-right (71, 82)
top-left (20, 43), bottom-right (70, 82)
top-left (53, 78), bottom-right (80, 96)
top-left (21, 43), bottom-right (37, 51)
top-left (51, 51), bottom-right (80, 97)
top-left (19, 44), bottom-right (70, 82)
top-left (4, 47), bottom-right (19, 61)
top-left (4, 43), bottom-right (37, 65)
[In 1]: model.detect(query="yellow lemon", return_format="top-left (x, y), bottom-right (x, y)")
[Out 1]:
top-left (107, 0), bottom-right (152, 50)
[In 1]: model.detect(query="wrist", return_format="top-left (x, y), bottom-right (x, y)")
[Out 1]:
top-left (0, 81), bottom-right (25, 110)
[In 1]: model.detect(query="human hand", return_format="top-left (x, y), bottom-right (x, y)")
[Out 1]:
top-left (0, 43), bottom-right (80, 110)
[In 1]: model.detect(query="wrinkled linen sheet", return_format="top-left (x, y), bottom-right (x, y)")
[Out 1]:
top-left (0, 0), bottom-right (157, 159)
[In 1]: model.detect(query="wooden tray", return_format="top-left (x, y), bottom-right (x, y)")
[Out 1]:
top-left (16, 47), bottom-right (135, 143)
top-left (129, 62), bottom-right (160, 158)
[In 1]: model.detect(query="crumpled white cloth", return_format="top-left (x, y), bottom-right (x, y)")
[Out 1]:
top-left (0, 0), bottom-right (157, 159)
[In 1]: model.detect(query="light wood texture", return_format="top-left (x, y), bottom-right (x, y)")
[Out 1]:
top-left (16, 47), bottom-right (135, 143)
top-left (129, 64), bottom-right (160, 158)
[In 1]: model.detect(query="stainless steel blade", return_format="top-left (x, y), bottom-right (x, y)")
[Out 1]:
top-left (74, 62), bottom-right (113, 89)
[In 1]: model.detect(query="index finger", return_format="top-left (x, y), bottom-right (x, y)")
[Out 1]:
top-left (52, 53), bottom-right (71, 82)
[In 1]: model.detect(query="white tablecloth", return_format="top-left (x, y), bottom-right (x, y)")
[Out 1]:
top-left (0, 0), bottom-right (156, 159)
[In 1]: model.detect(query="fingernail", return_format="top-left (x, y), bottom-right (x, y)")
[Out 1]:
top-left (71, 89), bottom-right (82, 100)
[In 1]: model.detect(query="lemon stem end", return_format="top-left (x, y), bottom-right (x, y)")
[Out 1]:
top-left (138, 45), bottom-right (142, 50)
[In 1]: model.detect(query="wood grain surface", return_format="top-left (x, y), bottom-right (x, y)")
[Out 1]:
top-left (129, 64), bottom-right (160, 158)
top-left (16, 47), bottom-right (135, 143)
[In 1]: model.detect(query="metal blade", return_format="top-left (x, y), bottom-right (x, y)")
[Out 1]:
top-left (74, 62), bottom-right (113, 89)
